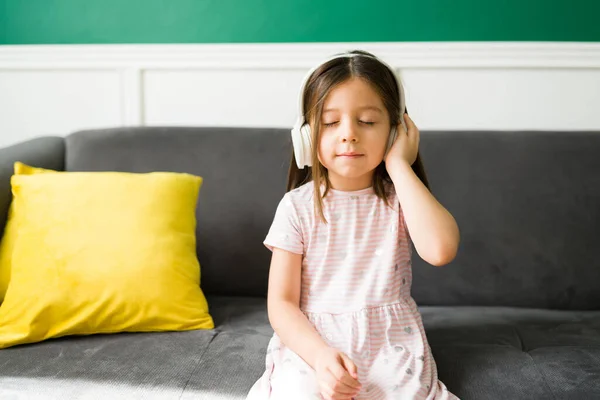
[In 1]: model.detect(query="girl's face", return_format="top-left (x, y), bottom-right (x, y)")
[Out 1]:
top-left (316, 77), bottom-right (391, 191)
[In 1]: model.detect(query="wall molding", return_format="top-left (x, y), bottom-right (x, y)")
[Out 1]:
top-left (1, 42), bottom-right (600, 69)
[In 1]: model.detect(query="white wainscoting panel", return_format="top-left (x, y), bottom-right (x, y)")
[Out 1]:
top-left (144, 69), bottom-right (307, 128)
top-left (400, 67), bottom-right (600, 131)
top-left (0, 69), bottom-right (122, 148)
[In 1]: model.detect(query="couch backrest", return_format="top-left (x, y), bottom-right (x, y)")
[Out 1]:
top-left (65, 128), bottom-right (600, 310)
top-left (66, 127), bottom-right (289, 299)
top-left (411, 131), bottom-right (600, 310)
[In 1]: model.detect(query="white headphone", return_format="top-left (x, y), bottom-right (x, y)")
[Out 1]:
top-left (291, 52), bottom-right (407, 169)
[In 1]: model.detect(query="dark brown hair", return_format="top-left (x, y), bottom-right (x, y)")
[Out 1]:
top-left (287, 50), bottom-right (429, 222)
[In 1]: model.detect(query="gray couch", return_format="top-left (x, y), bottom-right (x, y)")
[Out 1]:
top-left (0, 127), bottom-right (599, 400)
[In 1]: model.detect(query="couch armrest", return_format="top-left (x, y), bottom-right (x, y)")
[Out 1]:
top-left (0, 137), bottom-right (65, 235)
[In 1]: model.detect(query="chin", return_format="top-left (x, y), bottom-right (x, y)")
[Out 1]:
top-left (329, 168), bottom-right (371, 180)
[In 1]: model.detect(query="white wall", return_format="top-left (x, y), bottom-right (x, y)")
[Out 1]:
top-left (0, 42), bottom-right (599, 148)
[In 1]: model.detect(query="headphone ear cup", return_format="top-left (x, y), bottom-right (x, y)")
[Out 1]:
top-left (291, 125), bottom-right (305, 169)
top-left (299, 124), bottom-right (313, 167)
top-left (291, 123), bottom-right (313, 168)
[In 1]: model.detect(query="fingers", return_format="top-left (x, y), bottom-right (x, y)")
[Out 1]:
top-left (335, 356), bottom-right (361, 388)
top-left (321, 391), bottom-right (355, 400)
top-left (339, 353), bottom-right (359, 380)
top-left (405, 113), bottom-right (419, 133)
top-left (316, 351), bottom-right (361, 400)
top-left (320, 380), bottom-right (357, 400)
top-left (320, 390), bottom-right (355, 400)
top-left (402, 113), bottom-right (420, 147)
top-left (326, 364), bottom-right (361, 393)
top-left (403, 112), bottom-right (413, 127)
top-left (327, 360), bottom-right (361, 392)
top-left (337, 371), bottom-right (361, 391)
top-left (397, 119), bottom-right (407, 135)
top-left (397, 113), bottom-right (410, 135)
top-left (320, 386), bottom-right (356, 400)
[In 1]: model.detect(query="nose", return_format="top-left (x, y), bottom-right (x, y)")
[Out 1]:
top-left (340, 121), bottom-right (359, 143)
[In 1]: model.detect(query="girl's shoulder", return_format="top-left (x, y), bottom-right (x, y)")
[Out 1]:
top-left (284, 181), bottom-right (315, 206)
top-left (277, 182), bottom-right (316, 219)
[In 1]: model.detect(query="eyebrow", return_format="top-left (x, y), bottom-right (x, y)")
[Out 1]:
top-left (322, 106), bottom-right (383, 114)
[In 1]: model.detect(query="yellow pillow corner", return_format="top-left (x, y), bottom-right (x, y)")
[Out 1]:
top-left (13, 161), bottom-right (52, 175)
top-left (0, 167), bottom-right (212, 349)
top-left (0, 162), bottom-right (55, 302)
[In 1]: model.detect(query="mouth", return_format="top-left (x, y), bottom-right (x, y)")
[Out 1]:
top-left (337, 152), bottom-right (364, 158)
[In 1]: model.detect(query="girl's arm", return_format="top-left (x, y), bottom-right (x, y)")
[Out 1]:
top-left (267, 247), bottom-right (329, 367)
top-left (386, 113), bottom-right (460, 267)
top-left (389, 161), bottom-right (460, 267)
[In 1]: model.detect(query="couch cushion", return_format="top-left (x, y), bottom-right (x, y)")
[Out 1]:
top-left (65, 128), bottom-right (290, 298)
top-left (0, 328), bottom-right (218, 399)
top-left (4, 297), bottom-right (597, 399)
top-left (0, 295), bottom-right (266, 400)
top-left (421, 306), bottom-right (600, 400)
top-left (197, 298), bottom-right (600, 399)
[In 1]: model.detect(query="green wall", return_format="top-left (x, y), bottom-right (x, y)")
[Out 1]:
top-left (1, 0), bottom-right (598, 45)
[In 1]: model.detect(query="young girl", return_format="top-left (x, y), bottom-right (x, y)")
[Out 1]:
top-left (247, 50), bottom-right (460, 400)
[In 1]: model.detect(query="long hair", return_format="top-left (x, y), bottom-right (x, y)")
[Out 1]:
top-left (287, 50), bottom-right (429, 223)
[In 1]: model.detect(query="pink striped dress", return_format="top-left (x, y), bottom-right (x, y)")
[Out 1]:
top-left (246, 182), bottom-right (459, 400)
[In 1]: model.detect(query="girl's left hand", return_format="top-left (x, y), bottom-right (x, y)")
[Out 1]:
top-left (385, 113), bottom-right (420, 169)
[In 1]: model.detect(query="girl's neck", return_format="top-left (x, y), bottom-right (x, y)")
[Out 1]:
top-left (326, 172), bottom-right (374, 192)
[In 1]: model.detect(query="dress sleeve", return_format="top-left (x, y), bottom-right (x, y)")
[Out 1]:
top-left (264, 194), bottom-right (304, 255)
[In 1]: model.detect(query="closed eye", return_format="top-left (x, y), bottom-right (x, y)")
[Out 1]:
top-left (323, 121), bottom-right (375, 127)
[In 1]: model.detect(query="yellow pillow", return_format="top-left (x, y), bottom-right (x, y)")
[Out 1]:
top-left (0, 166), bottom-right (213, 349)
top-left (0, 162), bottom-right (54, 301)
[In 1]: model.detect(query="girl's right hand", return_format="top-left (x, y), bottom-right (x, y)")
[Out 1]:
top-left (314, 347), bottom-right (362, 400)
